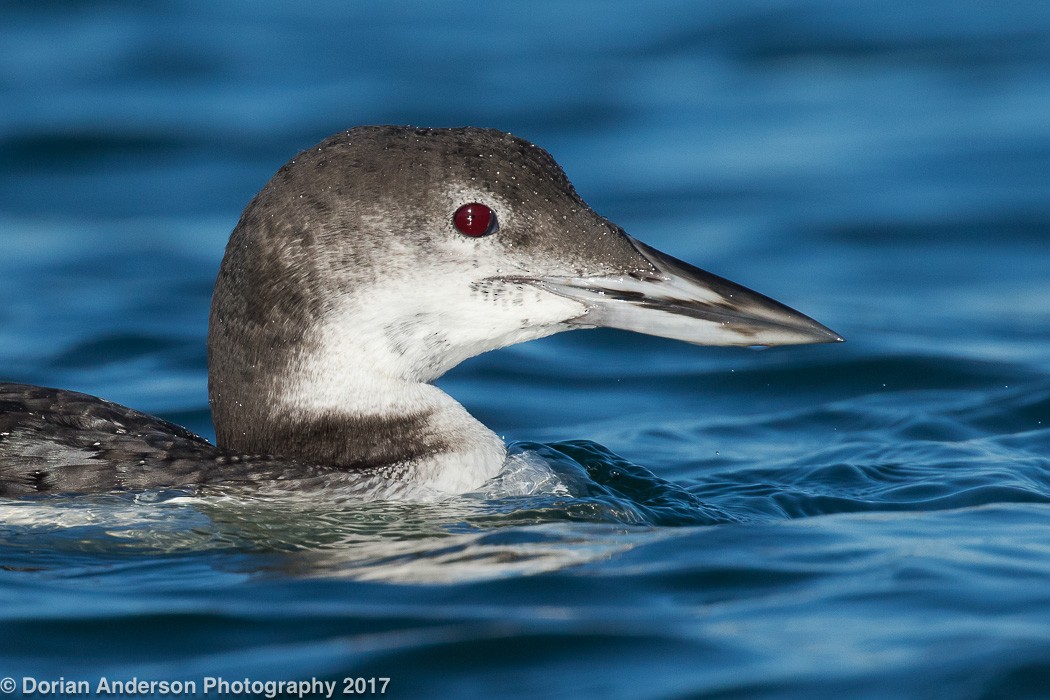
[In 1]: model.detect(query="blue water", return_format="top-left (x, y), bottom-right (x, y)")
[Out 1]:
top-left (2, 1), bottom-right (1050, 697)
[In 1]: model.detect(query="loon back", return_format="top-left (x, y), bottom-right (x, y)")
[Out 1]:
top-left (0, 383), bottom-right (423, 497)
top-left (0, 383), bottom-right (219, 496)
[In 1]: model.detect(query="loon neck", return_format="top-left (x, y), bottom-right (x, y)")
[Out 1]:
top-left (208, 276), bottom-right (508, 493)
top-left (213, 366), bottom-right (507, 494)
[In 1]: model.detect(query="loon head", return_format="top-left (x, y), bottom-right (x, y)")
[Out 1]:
top-left (208, 126), bottom-right (840, 492)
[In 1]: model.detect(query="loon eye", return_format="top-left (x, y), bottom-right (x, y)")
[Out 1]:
top-left (453, 203), bottom-right (497, 237)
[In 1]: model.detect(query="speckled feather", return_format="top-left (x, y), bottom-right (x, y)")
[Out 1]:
top-left (0, 383), bottom-right (420, 497)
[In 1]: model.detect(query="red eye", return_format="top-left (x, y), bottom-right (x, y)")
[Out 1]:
top-left (453, 203), bottom-right (496, 237)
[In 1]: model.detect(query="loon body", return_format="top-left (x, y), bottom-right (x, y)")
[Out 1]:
top-left (0, 126), bottom-right (841, 498)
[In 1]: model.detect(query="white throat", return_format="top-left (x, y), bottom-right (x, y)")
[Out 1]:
top-left (277, 264), bottom-right (585, 495)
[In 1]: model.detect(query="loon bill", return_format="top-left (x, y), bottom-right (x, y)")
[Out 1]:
top-left (0, 126), bottom-right (842, 498)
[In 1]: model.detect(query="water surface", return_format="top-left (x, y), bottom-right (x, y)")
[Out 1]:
top-left (1, 1), bottom-right (1049, 698)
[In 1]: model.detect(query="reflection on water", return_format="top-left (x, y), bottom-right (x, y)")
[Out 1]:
top-left (0, 443), bottom-right (708, 583)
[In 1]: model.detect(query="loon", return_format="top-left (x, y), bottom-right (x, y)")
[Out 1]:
top-left (0, 126), bottom-right (841, 499)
